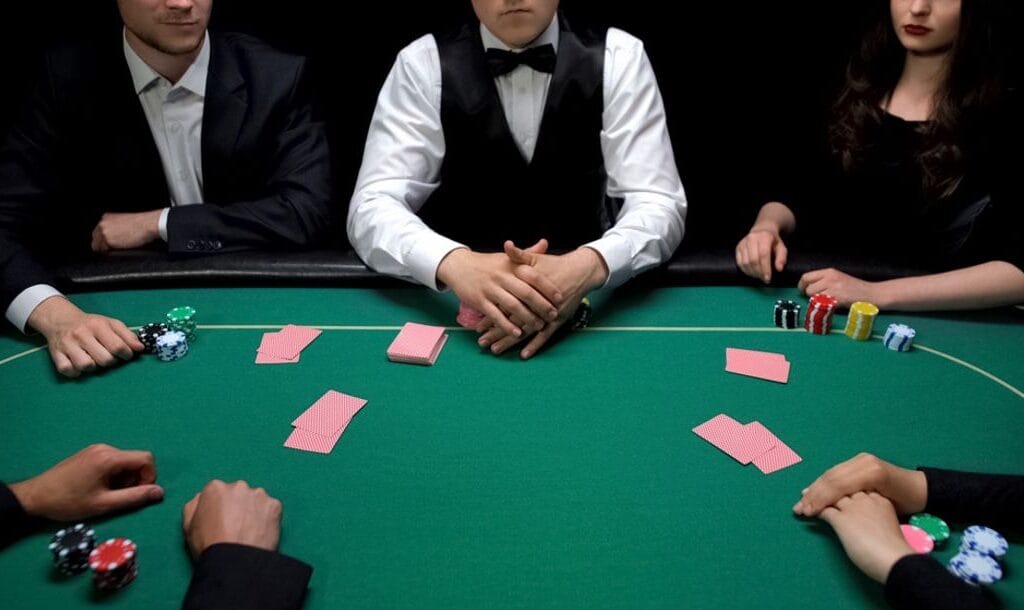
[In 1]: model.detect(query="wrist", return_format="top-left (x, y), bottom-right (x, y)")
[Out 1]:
top-left (870, 280), bottom-right (897, 310)
top-left (27, 296), bottom-right (77, 337)
top-left (749, 222), bottom-right (781, 237)
top-left (891, 469), bottom-right (928, 514)
top-left (435, 247), bottom-right (470, 289)
top-left (874, 547), bottom-right (915, 584)
top-left (145, 209), bottom-right (163, 242)
top-left (575, 247), bottom-right (609, 291)
top-left (8, 479), bottom-right (43, 518)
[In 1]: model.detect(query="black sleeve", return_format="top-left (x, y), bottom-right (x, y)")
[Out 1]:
top-left (0, 483), bottom-right (40, 549)
top-left (921, 467), bottom-right (1024, 533)
top-left (0, 52), bottom-right (66, 315)
top-left (986, 93), bottom-right (1024, 272)
top-left (885, 554), bottom-right (1001, 610)
top-left (182, 543), bottom-right (313, 610)
top-left (166, 56), bottom-right (334, 254)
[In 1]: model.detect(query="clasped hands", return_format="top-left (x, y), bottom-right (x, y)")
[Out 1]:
top-left (436, 239), bottom-right (608, 359)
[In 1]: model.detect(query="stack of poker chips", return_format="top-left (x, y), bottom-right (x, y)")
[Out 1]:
top-left (773, 299), bottom-right (800, 329)
top-left (844, 301), bottom-right (879, 341)
top-left (89, 538), bottom-right (138, 591)
top-left (947, 525), bottom-right (1007, 586)
top-left (167, 305), bottom-right (197, 340)
top-left (883, 323), bottom-right (916, 352)
top-left (136, 323), bottom-right (170, 354)
top-left (155, 330), bottom-right (189, 362)
top-left (48, 523), bottom-right (96, 575)
top-left (804, 293), bottom-right (838, 335)
top-left (909, 513), bottom-right (950, 545)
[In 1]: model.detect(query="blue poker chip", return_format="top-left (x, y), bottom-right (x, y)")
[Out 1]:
top-left (961, 525), bottom-right (1009, 559)
top-left (948, 550), bottom-right (1003, 586)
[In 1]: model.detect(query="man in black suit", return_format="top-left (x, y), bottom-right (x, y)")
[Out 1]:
top-left (2, 444), bottom-right (312, 609)
top-left (0, 0), bottom-right (333, 378)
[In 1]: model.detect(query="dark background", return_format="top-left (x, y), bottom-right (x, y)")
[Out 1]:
top-left (2, 1), bottom-right (1020, 251)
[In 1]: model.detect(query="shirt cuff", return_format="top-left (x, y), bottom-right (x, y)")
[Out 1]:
top-left (582, 234), bottom-right (633, 289)
top-left (5, 284), bottom-right (63, 333)
top-left (158, 208), bottom-right (170, 242)
top-left (405, 233), bottom-right (467, 291)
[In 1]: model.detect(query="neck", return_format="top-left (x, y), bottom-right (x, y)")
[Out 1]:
top-left (125, 29), bottom-right (201, 84)
top-left (894, 50), bottom-right (950, 111)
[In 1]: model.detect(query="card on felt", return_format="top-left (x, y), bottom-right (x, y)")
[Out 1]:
top-left (283, 427), bottom-right (343, 454)
top-left (255, 350), bottom-right (299, 364)
top-left (255, 333), bottom-right (299, 364)
top-left (753, 441), bottom-right (802, 474)
top-left (693, 414), bottom-right (763, 465)
top-left (725, 348), bottom-right (791, 384)
top-left (259, 325), bottom-right (322, 360)
top-left (387, 322), bottom-right (448, 365)
top-left (292, 390), bottom-right (368, 437)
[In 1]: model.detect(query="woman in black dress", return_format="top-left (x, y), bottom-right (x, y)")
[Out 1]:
top-left (735, 0), bottom-right (1023, 310)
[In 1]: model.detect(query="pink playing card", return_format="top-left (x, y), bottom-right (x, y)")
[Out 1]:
top-left (283, 427), bottom-right (343, 454)
top-left (725, 348), bottom-right (791, 384)
top-left (255, 351), bottom-right (299, 364)
top-left (693, 414), bottom-right (764, 465)
top-left (741, 421), bottom-right (779, 460)
top-left (753, 441), bottom-right (802, 474)
top-left (258, 325), bottom-right (322, 360)
top-left (456, 303), bottom-right (485, 329)
top-left (387, 323), bottom-right (448, 365)
top-left (291, 390), bottom-right (367, 437)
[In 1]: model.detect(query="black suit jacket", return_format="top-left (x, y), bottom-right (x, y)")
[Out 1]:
top-left (0, 31), bottom-right (333, 316)
top-left (1, 484), bottom-right (312, 609)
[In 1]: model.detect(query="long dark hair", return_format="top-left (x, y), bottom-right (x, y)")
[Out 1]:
top-left (829, 0), bottom-right (1005, 201)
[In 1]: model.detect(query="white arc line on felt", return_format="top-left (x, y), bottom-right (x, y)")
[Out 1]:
top-left (1, 326), bottom-right (1020, 400)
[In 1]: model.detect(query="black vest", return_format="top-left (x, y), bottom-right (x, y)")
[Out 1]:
top-left (420, 15), bottom-right (609, 252)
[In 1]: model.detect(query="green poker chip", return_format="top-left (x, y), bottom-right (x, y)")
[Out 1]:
top-left (910, 513), bottom-right (950, 544)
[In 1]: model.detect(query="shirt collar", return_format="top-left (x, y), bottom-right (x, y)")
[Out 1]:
top-left (480, 15), bottom-right (558, 54)
top-left (123, 29), bottom-right (210, 97)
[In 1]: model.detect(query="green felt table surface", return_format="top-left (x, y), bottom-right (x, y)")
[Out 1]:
top-left (1, 287), bottom-right (1021, 609)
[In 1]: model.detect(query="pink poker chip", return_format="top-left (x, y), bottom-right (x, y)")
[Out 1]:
top-left (901, 524), bottom-right (935, 554)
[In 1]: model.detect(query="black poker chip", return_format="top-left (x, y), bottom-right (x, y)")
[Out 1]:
top-left (136, 323), bottom-right (170, 353)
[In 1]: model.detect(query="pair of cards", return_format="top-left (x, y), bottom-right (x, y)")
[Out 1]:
top-left (255, 324), bottom-right (322, 364)
top-left (693, 414), bottom-right (802, 474)
top-left (725, 348), bottom-right (791, 384)
top-left (284, 390), bottom-right (368, 454)
top-left (387, 322), bottom-right (448, 365)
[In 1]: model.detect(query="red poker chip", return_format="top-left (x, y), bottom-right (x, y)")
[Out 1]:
top-left (809, 293), bottom-right (838, 308)
top-left (88, 538), bottom-right (137, 573)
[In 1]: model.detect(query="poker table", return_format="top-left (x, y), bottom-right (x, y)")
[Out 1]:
top-left (1, 286), bottom-right (1022, 609)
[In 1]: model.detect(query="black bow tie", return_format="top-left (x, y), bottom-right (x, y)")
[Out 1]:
top-left (485, 44), bottom-right (556, 77)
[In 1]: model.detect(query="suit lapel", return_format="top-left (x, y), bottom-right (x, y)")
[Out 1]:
top-left (201, 33), bottom-right (247, 196)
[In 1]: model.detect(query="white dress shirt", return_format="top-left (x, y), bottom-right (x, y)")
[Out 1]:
top-left (347, 19), bottom-right (687, 290)
top-left (4, 32), bottom-right (209, 333)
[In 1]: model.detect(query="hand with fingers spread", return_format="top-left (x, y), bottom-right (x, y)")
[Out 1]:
top-left (476, 241), bottom-right (608, 359)
top-left (798, 268), bottom-right (879, 308)
top-left (182, 480), bottom-right (283, 559)
top-left (27, 296), bottom-right (144, 378)
top-left (818, 492), bottom-right (917, 584)
top-left (91, 210), bottom-right (163, 252)
top-left (793, 452), bottom-right (928, 518)
top-left (436, 240), bottom-right (563, 341)
top-left (9, 444), bottom-right (163, 521)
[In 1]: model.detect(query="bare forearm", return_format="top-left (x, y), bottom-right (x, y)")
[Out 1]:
top-left (875, 261), bottom-right (1024, 311)
top-left (752, 202), bottom-right (796, 235)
